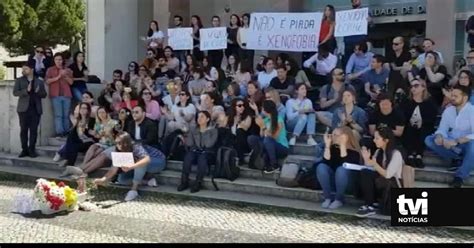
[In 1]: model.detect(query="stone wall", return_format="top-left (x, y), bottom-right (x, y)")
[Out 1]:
top-left (0, 81), bottom-right (54, 154)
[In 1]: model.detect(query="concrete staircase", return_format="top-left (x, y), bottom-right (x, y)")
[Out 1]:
top-left (0, 134), bottom-right (469, 223)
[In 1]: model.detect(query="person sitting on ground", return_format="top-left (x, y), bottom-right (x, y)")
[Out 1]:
top-left (247, 81), bottom-right (264, 110)
top-left (138, 88), bottom-right (161, 121)
top-left (117, 107), bottom-right (133, 132)
top-left (425, 85), bottom-right (474, 188)
top-left (316, 68), bottom-right (355, 128)
top-left (55, 103), bottom-right (96, 169)
top-left (152, 55), bottom-right (177, 97)
top-left (188, 67), bottom-right (208, 104)
top-left (177, 111), bottom-right (218, 193)
top-left (368, 94), bottom-right (405, 140)
top-left (264, 87), bottom-right (286, 118)
top-left (135, 65), bottom-right (155, 95)
top-left (159, 90), bottom-right (196, 139)
top-left (303, 43), bottom-right (338, 87)
top-left (164, 46), bottom-right (180, 73)
top-left (125, 105), bottom-right (160, 148)
top-left (332, 88), bottom-right (368, 138)
top-left (110, 80), bottom-right (125, 113)
top-left (234, 62), bottom-right (252, 97)
top-left (70, 91), bottom-right (99, 122)
top-left (182, 54), bottom-right (197, 85)
top-left (285, 57), bottom-right (311, 88)
top-left (363, 55), bottom-right (390, 108)
top-left (197, 92), bottom-right (225, 124)
top-left (269, 65), bottom-right (295, 102)
top-left (415, 38), bottom-right (445, 68)
top-left (93, 132), bottom-right (166, 201)
top-left (443, 70), bottom-right (474, 107)
top-left (400, 79), bottom-right (438, 168)
top-left (118, 90), bottom-right (138, 111)
top-left (142, 48), bottom-right (158, 75)
top-left (162, 79), bottom-right (182, 109)
top-left (223, 82), bottom-right (241, 109)
top-left (248, 100), bottom-right (289, 173)
top-left (345, 41), bottom-right (374, 88)
top-left (317, 126), bottom-right (361, 210)
top-left (124, 61), bottom-right (140, 87)
top-left (202, 56), bottom-right (219, 82)
top-left (356, 127), bottom-right (404, 218)
top-left (257, 58), bottom-right (277, 90)
top-left (286, 84), bottom-right (317, 146)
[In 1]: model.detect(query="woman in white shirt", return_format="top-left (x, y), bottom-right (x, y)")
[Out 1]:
top-left (286, 84), bottom-right (317, 146)
top-left (202, 56), bottom-right (219, 81)
top-left (237, 13), bottom-right (254, 68)
top-left (145, 20), bottom-right (164, 50)
top-left (357, 127), bottom-right (404, 218)
top-left (257, 58), bottom-right (277, 90)
top-left (163, 90), bottom-right (196, 135)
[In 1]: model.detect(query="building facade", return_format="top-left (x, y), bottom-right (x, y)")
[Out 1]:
top-left (86, 0), bottom-right (474, 79)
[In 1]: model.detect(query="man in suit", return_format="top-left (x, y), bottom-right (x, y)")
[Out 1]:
top-left (13, 63), bottom-right (48, 158)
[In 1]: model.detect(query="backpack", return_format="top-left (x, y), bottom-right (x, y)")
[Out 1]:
top-left (276, 163), bottom-right (300, 188)
top-left (162, 130), bottom-right (186, 161)
top-left (248, 141), bottom-right (266, 171)
top-left (211, 147), bottom-right (240, 191)
top-left (297, 165), bottom-right (321, 190)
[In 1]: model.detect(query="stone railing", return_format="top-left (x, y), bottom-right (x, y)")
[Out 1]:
top-left (0, 80), bottom-right (54, 154)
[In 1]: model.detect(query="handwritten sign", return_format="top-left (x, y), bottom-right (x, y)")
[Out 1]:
top-left (247, 12), bottom-right (323, 52)
top-left (111, 152), bottom-right (135, 168)
top-left (335, 8), bottom-right (369, 37)
top-left (168, 28), bottom-right (193, 50)
top-left (200, 27), bottom-right (227, 51)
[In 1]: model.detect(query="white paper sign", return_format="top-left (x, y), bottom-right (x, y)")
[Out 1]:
top-left (200, 27), bottom-right (227, 51)
top-left (335, 8), bottom-right (369, 37)
top-left (168, 28), bottom-right (193, 50)
top-left (247, 12), bottom-right (323, 52)
top-left (111, 152), bottom-right (135, 168)
top-left (342, 163), bottom-right (375, 171)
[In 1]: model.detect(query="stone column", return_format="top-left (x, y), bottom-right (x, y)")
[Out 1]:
top-left (426, 0), bottom-right (456, 73)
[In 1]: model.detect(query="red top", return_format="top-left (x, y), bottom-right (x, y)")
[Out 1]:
top-left (319, 19), bottom-right (332, 43)
top-left (45, 66), bottom-right (73, 98)
top-left (119, 100), bottom-right (139, 110)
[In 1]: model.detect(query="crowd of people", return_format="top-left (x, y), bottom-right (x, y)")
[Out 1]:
top-left (12, 0), bottom-right (474, 217)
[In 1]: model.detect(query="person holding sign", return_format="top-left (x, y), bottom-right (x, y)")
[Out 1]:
top-left (238, 13), bottom-right (255, 69)
top-left (142, 20), bottom-right (164, 51)
top-left (94, 132), bottom-right (166, 202)
top-left (319, 5), bottom-right (337, 53)
top-left (317, 126), bottom-right (361, 210)
top-left (191, 15), bottom-right (204, 62)
top-left (208, 16), bottom-right (225, 69)
top-left (226, 14), bottom-right (242, 62)
top-left (342, 0), bottom-right (372, 68)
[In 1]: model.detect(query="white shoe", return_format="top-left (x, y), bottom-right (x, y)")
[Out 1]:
top-left (328, 200), bottom-right (343, 209)
top-left (147, 178), bottom-right (158, 187)
top-left (53, 153), bottom-right (61, 162)
top-left (125, 190), bottom-right (139, 202)
top-left (321, 199), bottom-right (332, 209)
top-left (289, 137), bottom-right (296, 146)
top-left (307, 137), bottom-right (317, 146)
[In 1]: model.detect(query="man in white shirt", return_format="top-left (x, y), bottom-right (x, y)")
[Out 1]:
top-left (425, 85), bottom-right (474, 188)
top-left (303, 43), bottom-right (338, 86)
top-left (416, 38), bottom-right (444, 68)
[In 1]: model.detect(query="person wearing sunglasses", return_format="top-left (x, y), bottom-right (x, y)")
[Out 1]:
top-left (125, 61), bottom-right (140, 87)
top-left (142, 48), bottom-right (158, 75)
top-left (386, 37), bottom-right (411, 99)
top-left (161, 90), bottom-right (196, 138)
top-left (28, 46), bottom-right (47, 79)
top-left (400, 79), bottom-right (438, 169)
top-left (138, 88), bottom-right (161, 121)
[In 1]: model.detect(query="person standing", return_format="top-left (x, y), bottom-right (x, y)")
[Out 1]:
top-left (342, 0), bottom-right (371, 68)
top-left (172, 15), bottom-right (187, 69)
top-left (226, 14), bottom-right (242, 61)
top-left (238, 13), bottom-right (254, 69)
top-left (319, 5), bottom-right (337, 53)
top-left (46, 53), bottom-right (74, 137)
top-left (466, 15), bottom-right (474, 49)
top-left (69, 51), bottom-right (89, 102)
top-left (13, 63), bottom-right (47, 158)
top-left (208, 16), bottom-right (225, 69)
top-left (28, 46), bottom-right (47, 79)
top-left (191, 15), bottom-right (204, 62)
top-left (386, 37), bottom-right (411, 99)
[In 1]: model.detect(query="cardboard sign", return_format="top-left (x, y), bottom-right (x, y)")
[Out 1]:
top-left (200, 27), bottom-right (228, 51)
top-left (111, 152), bottom-right (135, 168)
top-left (335, 8), bottom-right (369, 37)
top-left (247, 12), bottom-right (323, 52)
top-left (168, 28), bottom-right (193, 50)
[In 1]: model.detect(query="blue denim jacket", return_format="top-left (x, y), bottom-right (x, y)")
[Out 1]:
top-left (331, 106), bottom-right (368, 134)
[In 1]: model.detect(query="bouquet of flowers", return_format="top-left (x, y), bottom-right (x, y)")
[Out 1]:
top-left (33, 179), bottom-right (78, 215)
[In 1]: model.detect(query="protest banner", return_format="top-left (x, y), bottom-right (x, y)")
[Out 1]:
top-left (168, 28), bottom-right (193, 50)
top-left (200, 27), bottom-right (228, 51)
top-left (111, 152), bottom-right (135, 168)
top-left (335, 8), bottom-right (369, 37)
top-left (247, 12), bottom-right (322, 52)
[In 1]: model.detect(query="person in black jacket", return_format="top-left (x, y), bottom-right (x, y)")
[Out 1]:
top-left (401, 79), bottom-right (438, 168)
top-left (126, 105), bottom-right (159, 148)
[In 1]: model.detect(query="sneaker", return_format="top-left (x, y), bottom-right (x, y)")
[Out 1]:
top-left (124, 190), bottom-right (139, 201)
top-left (53, 153), bottom-right (61, 162)
top-left (449, 177), bottom-right (463, 188)
top-left (177, 182), bottom-right (189, 192)
top-left (307, 137), bottom-right (317, 146)
top-left (414, 155), bottom-right (424, 169)
top-left (356, 205), bottom-right (377, 218)
top-left (18, 151), bottom-right (29, 158)
top-left (147, 178), bottom-right (158, 187)
top-left (406, 155), bottom-right (415, 167)
top-left (321, 199), bottom-right (332, 209)
top-left (328, 200), bottom-right (343, 210)
top-left (289, 137), bottom-right (296, 146)
top-left (190, 181), bottom-right (202, 193)
top-left (263, 166), bottom-right (279, 174)
top-left (447, 166), bottom-right (460, 172)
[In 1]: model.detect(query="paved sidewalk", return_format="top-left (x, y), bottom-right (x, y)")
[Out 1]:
top-left (0, 181), bottom-right (473, 243)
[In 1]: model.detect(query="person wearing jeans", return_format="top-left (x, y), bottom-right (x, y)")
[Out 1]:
top-left (425, 85), bottom-right (474, 188)
top-left (46, 53), bottom-right (73, 137)
top-left (316, 126), bottom-right (361, 210)
top-left (286, 83), bottom-right (317, 146)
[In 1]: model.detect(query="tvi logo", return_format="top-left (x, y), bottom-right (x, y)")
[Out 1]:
top-left (397, 191), bottom-right (428, 216)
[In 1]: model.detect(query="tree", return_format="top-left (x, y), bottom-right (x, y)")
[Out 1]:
top-left (0, 0), bottom-right (85, 56)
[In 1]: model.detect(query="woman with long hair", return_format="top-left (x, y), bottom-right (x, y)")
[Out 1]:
top-left (125, 61), bottom-right (140, 88)
top-left (136, 65), bottom-right (155, 95)
top-left (286, 84), bottom-right (317, 146)
top-left (401, 79), bottom-right (438, 168)
top-left (317, 126), bottom-right (361, 209)
top-left (248, 100), bottom-right (289, 173)
top-left (319, 5), bottom-right (337, 53)
top-left (223, 83), bottom-right (240, 109)
top-left (56, 103), bottom-right (96, 168)
top-left (234, 61), bottom-right (252, 97)
top-left (69, 51), bottom-right (89, 102)
top-left (144, 20), bottom-right (164, 51)
top-left (444, 69), bottom-right (474, 106)
top-left (332, 88), bottom-right (368, 137)
top-left (264, 87), bottom-right (286, 118)
top-left (191, 15), bottom-right (204, 61)
top-left (138, 88), bottom-right (161, 121)
top-left (94, 132), bottom-right (166, 201)
top-left (164, 46), bottom-right (180, 73)
top-left (285, 58), bottom-right (311, 88)
top-left (182, 54), bottom-right (197, 85)
top-left (237, 13), bottom-right (255, 68)
top-left (178, 111), bottom-right (218, 193)
top-left (202, 56), bottom-right (219, 81)
top-left (117, 107), bottom-right (133, 132)
top-left (162, 90), bottom-right (196, 136)
top-left (257, 58), bottom-right (277, 90)
top-left (247, 80), bottom-right (264, 109)
top-left (226, 14), bottom-right (242, 61)
top-left (357, 127), bottom-right (404, 217)
top-left (188, 66), bottom-right (208, 104)
top-left (225, 54), bottom-right (239, 83)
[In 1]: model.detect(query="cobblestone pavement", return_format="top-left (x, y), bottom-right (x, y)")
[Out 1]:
top-left (0, 181), bottom-right (473, 243)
